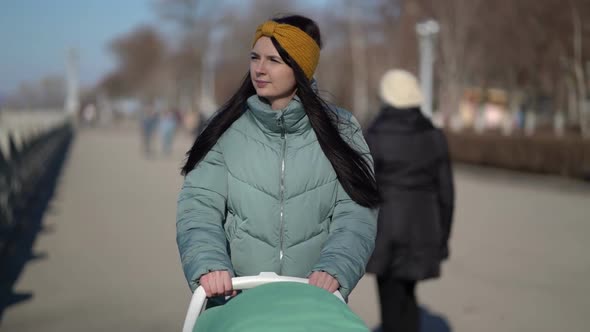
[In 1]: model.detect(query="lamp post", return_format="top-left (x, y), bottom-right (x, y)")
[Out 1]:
top-left (64, 48), bottom-right (80, 116)
top-left (416, 20), bottom-right (440, 119)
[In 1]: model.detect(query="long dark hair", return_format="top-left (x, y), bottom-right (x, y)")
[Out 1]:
top-left (181, 15), bottom-right (380, 208)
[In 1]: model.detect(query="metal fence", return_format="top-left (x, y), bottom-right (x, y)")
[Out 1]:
top-left (0, 111), bottom-right (74, 254)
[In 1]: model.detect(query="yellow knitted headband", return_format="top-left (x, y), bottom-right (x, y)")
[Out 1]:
top-left (253, 20), bottom-right (320, 80)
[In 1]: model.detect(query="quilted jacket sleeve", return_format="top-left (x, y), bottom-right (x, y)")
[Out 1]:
top-left (176, 144), bottom-right (234, 292)
top-left (311, 114), bottom-right (379, 299)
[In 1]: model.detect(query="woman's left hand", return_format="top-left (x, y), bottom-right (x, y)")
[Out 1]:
top-left (308, 271), bottom-right (340, 293)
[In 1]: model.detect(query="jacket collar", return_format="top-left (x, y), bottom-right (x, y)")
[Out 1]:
top-left (246, 95), bottom-right (310, 134)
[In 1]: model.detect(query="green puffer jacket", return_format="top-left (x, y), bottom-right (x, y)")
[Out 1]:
top-left (177, 95), bottom-right (378, 299)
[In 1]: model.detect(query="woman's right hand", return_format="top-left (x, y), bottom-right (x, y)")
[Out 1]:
top-left (199, 270), bottom-right (237, 298)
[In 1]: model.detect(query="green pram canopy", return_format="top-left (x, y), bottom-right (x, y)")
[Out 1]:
top-left (194, 282), bottom-right (370, 332)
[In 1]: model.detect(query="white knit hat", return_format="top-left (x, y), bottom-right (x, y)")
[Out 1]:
top-left (379, 69), bottom-right (423, 109)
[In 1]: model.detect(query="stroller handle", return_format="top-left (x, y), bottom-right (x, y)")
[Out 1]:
top-left (181, 272), bottom-right (345, 332)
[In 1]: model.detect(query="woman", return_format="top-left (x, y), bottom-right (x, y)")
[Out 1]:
top-left (176, 15), bottom-right (380, 301)
top-left (365, 69), bottom-right (455, 332)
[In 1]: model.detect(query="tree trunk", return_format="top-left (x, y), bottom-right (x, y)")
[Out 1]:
top-left (348, 2), bottom-right (370, 125)
top-left (572, 4), bottom-right (589, 137)
top-left (438, 75), bottom-right (462, 126)
top-left (564, 74), bottom-right (578, 126)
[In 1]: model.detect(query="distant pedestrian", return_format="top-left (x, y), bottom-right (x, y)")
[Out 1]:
top-left (366, 69), bottom-right (455, 332)
top-left (159, 108), bottom-right (178, 156)
top-left (140, 103), bottom-right (158, 157)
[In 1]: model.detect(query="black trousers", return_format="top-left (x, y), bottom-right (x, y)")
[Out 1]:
top-left (377, 276), bottom-right (419, 332)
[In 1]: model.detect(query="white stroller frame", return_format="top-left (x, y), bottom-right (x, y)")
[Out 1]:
top-left (182, 272), bottom-right (345, 332)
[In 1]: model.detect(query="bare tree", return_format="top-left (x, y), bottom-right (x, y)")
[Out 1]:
top-left (94, 0), bottom-right (590, 135)
top-left (347, 1), bottom-right (370, 124)
top-left (386, 0), bottom-right (590, 134)
top-left (154, 0), bottom-right (208, 112)
top-left (2, 75), bottom-right (66, 109)
top-left (570, 1), bottom-right (589, 136)
top-left (101, 26), bottom-right (166, 100)
top-left (417, 0), bottom-right (485, 123)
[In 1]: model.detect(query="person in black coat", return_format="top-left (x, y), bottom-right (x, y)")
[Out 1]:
top-left (366, 69), bottom-right (455, 332)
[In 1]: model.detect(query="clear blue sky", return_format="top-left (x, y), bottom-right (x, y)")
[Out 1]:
top-left (0, 0), bottom-right (158, 95)
top-left (0, 0), bottom-right (331, 96)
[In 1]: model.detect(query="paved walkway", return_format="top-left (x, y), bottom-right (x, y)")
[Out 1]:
top-left (2, 125), bottom-right (589, 331)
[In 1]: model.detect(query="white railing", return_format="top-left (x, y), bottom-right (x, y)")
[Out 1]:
top-left (0, 109), bottom-right (72, 158)
top-left (182, 272), bottom-right (345, 332)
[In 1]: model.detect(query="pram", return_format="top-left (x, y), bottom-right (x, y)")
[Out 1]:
top-left (182, 272), bottom-right (370, 332)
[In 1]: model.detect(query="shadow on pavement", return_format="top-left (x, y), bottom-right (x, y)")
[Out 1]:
top-left (372, 305), bottom-right (452, 332)
top-left (0, 134), bottom-right (73, 322)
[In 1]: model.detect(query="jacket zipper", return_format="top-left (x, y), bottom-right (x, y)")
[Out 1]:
top-left (278, 115), bottom-right (286, 269)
